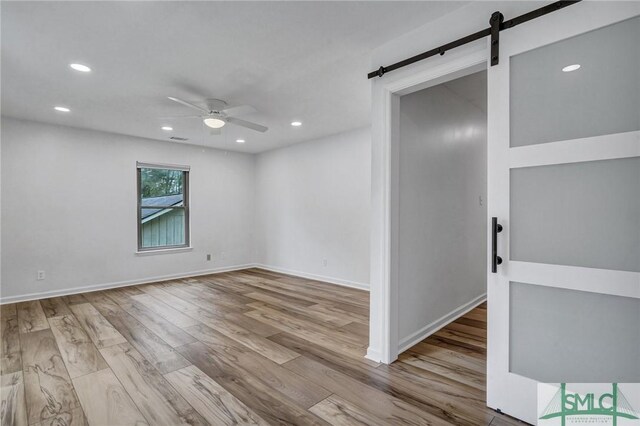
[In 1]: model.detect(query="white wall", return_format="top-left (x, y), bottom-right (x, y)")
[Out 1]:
top-left (254, 128), bottom-right (371, 289)
top-left (397, 72), bottom-right (487, 350)
top-left (1, 117), bottom-right (256, 301)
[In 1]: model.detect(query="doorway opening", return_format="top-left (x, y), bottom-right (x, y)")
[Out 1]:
top-left (394, 70), bottom-right (488, 357)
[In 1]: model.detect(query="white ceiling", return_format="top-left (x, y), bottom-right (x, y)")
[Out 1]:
top-left (1, 1), bottom-right (467, 153)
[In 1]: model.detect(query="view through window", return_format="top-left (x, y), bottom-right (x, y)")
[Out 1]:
top-left (137, 163), bottom-right (190, 251)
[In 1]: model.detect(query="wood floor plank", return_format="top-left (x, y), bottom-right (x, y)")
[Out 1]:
top-left (199, 276), bottom-right (256, 294)
top-left (310, 394), bottom-right (386, 426)
top-left (422, 335), bottom-right (486, 359)
top-left (20, 329), bottom-right (81, 425)
top-left (270, 332), bottom-right (490, 425)
top-left (158, 285), bottom-right (238, 316)
top-left (69, 303), bottom-right (127, 349)
top-left (165, 365), bottom-right (268, 425)
top-left (307, 302), bottom-right (369, 326)
top-left (248, 304), bottom-right (366, 347)
top-left (163, 283), bottom-right (247, 312)
top-left (31, 407), bottom-right (87, 426)
top-left (340, 321), bottom-right (369, 338)
top-left (129, 293), bottom-right (199, 328)
top-left (150, 291), bottom-right (298, 364)
top-left (184, 323), bottom-right (330, 409)
top-left (108, 297), bottom-right (196, 348)
top-left (457, 317), bottom-right (487, 330)
top-left (16, 301), bottom-right (49, 334)
top-left (463, 310), bottom-right (487, 322)
top-left (89, 298), bottom-right (190, 374)
top-left (245, 307), bottom-right (366, 360)
top-left (243, 289), bottom-right (316, 309)
top-left (177, 342), bottom-right (330, 426)
top-left (48, 315), bottom-right (109, 378)
top-left (138, 286), bottom-right (208, 315)
top-left (39, 297), bottom-right (72, 318)
top-left (188, 282), bottom-right (256, 306)
top-left (246, 297), bottom-right (352, 327)
top-left (408, 341), bottom-right (486, 374)
top-left (398, 351), bottom-right (486, 391)
top-left (225, 274), bottom-right (354, 311)
top-left (1, 371), bottom-right (28, 426)
top-left (434, 328), bottom-right (486, 350)
top-left (283, 356), bottom-right (451, 426)
top-left (1, 304), bottom-right (22, 374)
top-left (447, 322), bottom-right (487, 339)
top-left (72, 368), bottom-right (148, 426)
top-left (239, 272), bottom-right (369, 309)
top-left (100, 343), bottom-right (207, 426)
top-left (223, 312), bottom-right (281, 338)
top-left (60, 294), bottom-right (89, 306)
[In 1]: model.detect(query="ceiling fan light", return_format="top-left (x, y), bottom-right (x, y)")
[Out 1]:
top-left (204, 118), bottom-right (225, 129)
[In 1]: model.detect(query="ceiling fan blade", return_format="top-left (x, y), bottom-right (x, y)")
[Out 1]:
top-left (226, 116), bottom-right (268, 133)
top-left (157, 115), bottom-right (202, 119)
top-left (167, 97), bottom-right (209, 114)
top-left (222, 105), bottom-right (257, 117)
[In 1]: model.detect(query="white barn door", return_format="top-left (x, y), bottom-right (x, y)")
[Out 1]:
top-left (486, 4), bottom-right (640, 424)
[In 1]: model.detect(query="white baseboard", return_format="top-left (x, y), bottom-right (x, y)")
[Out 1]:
top-left (0, 264), bottom-right (254, 304)
top-left (253, 263), bottom-right (369, 291)
top-left (397, 293), bottom-right (487, 354)
top-left (365, 347), bottom-right (383, 363)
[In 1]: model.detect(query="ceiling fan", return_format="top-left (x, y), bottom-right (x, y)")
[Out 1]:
top-left (165, 97), bottom-right (268, 134)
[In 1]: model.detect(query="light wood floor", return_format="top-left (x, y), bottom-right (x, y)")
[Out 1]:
top-left (1, 268), bottom-right (523, 425)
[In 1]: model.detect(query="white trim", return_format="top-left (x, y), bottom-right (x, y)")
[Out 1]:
top-left (370, 44), bottom-right (488, 365)
top-left (0, 263), bottom-right (254, 304)
top-left (365, 347), bottom-right (383, 363)
top-left (509, 130), bottom-right (640, 169)
top-left (252, 264), bottom-right (369, 291)
top-left (135, 246), bottom-right (193, 256)
top-left (397, 293), bottom-right (487, 354)
top-left (0, 262), bottom-right (371, 304)
top-left (136, 161), bottom-right (190, 171)
top-left (508, 261), bottom-right (640, 299)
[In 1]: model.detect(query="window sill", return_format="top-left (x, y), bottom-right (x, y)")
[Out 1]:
top-left (135, 246), bottom-right (193, 256)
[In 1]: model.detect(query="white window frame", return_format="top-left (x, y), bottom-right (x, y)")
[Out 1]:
top-left (136, 162), bottom-right (191, 253)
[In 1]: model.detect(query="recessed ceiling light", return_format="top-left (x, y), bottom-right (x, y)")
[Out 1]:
top-left (236, 139), bottom-right (245, 143)
top-left (54, 106), bottom-right (70, 112)
top-left (562, 64), bottom-right (581, 72)
top-left (69, 63), bottom-right (91, 73)
top-left (291, 121), bottom-right (302, 127)
top-left (204, 118), bottom-right (225, 129)
top-left (161, 126), bottom-right (173, 131)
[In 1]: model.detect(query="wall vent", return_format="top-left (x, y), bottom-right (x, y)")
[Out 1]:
top-left (169, 136), bottom-right (189, 141)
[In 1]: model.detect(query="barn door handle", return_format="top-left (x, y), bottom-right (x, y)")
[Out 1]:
top-left (491, 217), bottom-right (503, 273)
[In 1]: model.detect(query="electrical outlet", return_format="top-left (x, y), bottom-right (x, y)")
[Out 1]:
top-left (37, 270), bottom-right (45, 281)
top-left (206, 254), bottom-right (212, 261)
top-left (322, 259), bottom-right (328, 267)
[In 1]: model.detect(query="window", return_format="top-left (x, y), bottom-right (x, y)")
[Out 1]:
top-left (137, 162), bottom-right (190, 251)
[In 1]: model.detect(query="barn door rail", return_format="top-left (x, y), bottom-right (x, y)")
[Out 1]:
top-left (368, 0), bottom-right (581, 79)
